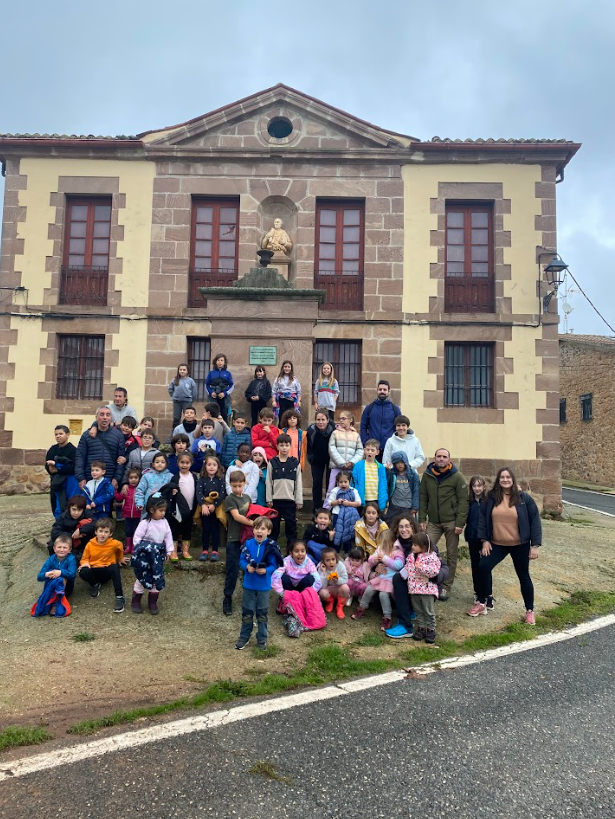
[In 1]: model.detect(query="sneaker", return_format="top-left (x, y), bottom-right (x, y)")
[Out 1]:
top-left (199, 551), bottom-right (209, 562)
top-left (223, 596), bottom-right (232, 616)
top-left (467, 602), bottom-right (487, 617)
top-left (210, 552), bottom-right (219, 563)
top-left (380, 617), bottom-right (392, 632)
top-left (385, 623), bottom-right (414, 639)
top-left (486, 596), bottom-right (495, 611)
top-left (235, 638), bottom-right (249, 650)
top-left (425, 629), bottom-right (436, 644)
top-left (525, 610), bottom-right (536, 626)
top-left (113, 596), bottom-right (125, 614)
top-left (351, 606), bottom-right (365, 620)
top-left (257, 642), bottom-right (268, 651)
top-left (439, 589), bottom-right (450, 601)
top-left (89, 583), bottom-right (102, 599)
top-left (410, 610), bottom-right (417, 621)
top-left (412, 627), bottom-right (426, 641)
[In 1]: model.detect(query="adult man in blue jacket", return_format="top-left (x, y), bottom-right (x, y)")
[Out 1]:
top-left (360, 381), bottom-right (401, 456)
top-left (75, 406), bottom-right (126, 490)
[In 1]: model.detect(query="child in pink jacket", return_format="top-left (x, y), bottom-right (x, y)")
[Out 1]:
top-left (271, 541), bottom-right (321, 597)
top-left (405, 531), bottom-right (441, 645)
top-left (351, 530), bottom-right (404, 631)
top-left (344, 546), bottom-right (370, 607)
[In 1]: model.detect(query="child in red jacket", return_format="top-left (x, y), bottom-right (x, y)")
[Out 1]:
top-left (250, 407), bottom-right (280, 460)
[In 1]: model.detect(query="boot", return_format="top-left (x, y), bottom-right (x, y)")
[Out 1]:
top-left (170, 542), bottom-right (179, 562)
top-left (425, 629), bottom-right (436, 644)
top-left (413, 626), bottom-right (426, 641)
top-left (148, 591), bottom-right (160, 615)
top-left (181, 541), bottom-right (193, 561)
top-left (324, 596), bottom-right (335, 613)
top-left (131, 592), bottom-right (143, 614)
top-left (124, 537), bottom-right (133, 556)
top-left (336, 597), bottom-right (346, 620)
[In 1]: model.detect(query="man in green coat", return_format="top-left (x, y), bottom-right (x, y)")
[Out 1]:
top-left (419, 448), bottom-right (468, 600)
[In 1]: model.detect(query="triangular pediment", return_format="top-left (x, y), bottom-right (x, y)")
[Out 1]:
top-left (140, 84), bottom-right (415, 152)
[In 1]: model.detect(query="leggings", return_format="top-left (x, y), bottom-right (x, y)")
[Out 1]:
top-left (201, 514), bottom-right (221, 551)
top-left (478, 542), bottom-right (534, 610)
top-left (79, 564), bottom-right (123, 596)
top-left (281, 574), bottom-right (315, 592)
top-left (467, 538), bottom-right (482, 596)
top-left (359, 585), bottom-right (393, 618)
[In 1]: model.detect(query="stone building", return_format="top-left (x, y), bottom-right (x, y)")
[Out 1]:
top-left (0, 84), bottom-right (579, 509)
top-left (559, 334), bottom-right (615, 486)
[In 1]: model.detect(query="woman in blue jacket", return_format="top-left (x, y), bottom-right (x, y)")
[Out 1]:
top-left (468, 466), bottom-right (541, 625)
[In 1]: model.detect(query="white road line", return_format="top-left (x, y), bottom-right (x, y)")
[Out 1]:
top-left (562, 499), bottom-right (615, 518)
top-left (563, 486), bottom-right (615, 496)
top-left (1, 614), bottom-right (614, 783)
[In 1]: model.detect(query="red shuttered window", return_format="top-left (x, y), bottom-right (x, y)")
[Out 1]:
top-left (189, 199), bottom-right (239, 306)
top-left (445, 204), bottom-right (494, 313)
top-left (60, 198), bottom-right (111, 305)
top-left (315, 201), bottom-right (364, 310)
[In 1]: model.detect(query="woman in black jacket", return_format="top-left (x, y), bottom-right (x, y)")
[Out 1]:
top-left (468, 466), bottom-right (541, 624)
top-left (306, 410), bottom-right (335, 508)
top-left (244, 366), bottom-right (272, 427)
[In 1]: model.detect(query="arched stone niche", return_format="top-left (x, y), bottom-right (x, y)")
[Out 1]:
top-left (258, 195), bottom-right (299, 280)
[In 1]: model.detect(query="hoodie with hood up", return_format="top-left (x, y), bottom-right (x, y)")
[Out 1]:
top-left (386, 452), bottom-right (420, 511)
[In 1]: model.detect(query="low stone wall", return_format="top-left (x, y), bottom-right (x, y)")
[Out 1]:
top-left (0, 463), bottom-right (50, 495)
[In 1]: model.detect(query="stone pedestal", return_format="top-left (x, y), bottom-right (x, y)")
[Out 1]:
top-left (199, 268), bottom-right (326, 423)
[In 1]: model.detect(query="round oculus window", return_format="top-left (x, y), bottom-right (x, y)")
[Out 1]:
top-left (267, 117), bottom-right (293, 139)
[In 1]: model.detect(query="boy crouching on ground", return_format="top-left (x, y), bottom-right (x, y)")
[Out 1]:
top-left (78, 518), bottom-right (127, 613)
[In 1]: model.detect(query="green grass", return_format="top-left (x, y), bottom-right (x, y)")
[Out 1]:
top-left (72, 632), bottom-right (95, 643)
top-left (58, 588), bottom-right (615, 738)
top-left (353, 632), bottom-right (388, 647)
top-left (251, 643), bottom-right (281, 659)
top-left (0, 725), bottom-right (52, 752)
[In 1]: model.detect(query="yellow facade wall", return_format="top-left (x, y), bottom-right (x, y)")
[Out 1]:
top-left (5, 317), bottom-right (149, 451)
top-left (4, 158), bottom-right (154, 450)
top-left (17, 157), bottom-right (154, 306)
top-left (401, 163), bottom-right (544, 461)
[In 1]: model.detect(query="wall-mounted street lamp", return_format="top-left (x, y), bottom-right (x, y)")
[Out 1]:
top-left (538, 253), bottom-right (569, 311)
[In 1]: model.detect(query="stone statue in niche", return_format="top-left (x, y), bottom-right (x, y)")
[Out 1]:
top-left (261, 218), bottom-right (293, 257)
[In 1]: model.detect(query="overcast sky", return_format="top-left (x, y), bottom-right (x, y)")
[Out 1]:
top-left (1, 0), bottom-right (612, 335)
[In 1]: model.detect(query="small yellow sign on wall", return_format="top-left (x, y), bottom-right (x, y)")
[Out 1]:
top-left (69, 419), bottom-right (83, 436)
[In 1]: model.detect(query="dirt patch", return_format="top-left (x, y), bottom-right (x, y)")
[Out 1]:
top-left (1, 496), bottom-right (614, 736)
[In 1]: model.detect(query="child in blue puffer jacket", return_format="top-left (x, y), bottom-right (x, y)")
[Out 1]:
top-left (134, 452), bottom-right (175, 518)
top-left (206, 353), bottom-right (234, 422)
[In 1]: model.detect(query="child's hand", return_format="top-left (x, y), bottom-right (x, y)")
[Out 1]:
top-left (267, 502), bottom-right (273, 508)
top-left (121, 485), bottom-right (128, 496)
top-left (202, 504), bottom-right (210, 516)
top-left (72, 529), bottom-right (81, 539)
top-left (172, 489), bottom-right (178, 495)
top-left (207, 504), bottom-right (215, 514)
top-left (119, 557), bottom-right (129, 566)
top-left (255, 567), bottom-right (266, 575)
top-left (117, 456), bottom-right (126, 465)
top-left (89, 427), bottom-right (98, 439)
top-left (296, 504), bottom-right (302, 510)
top-left (246, 564), bottom-right (255, 573)
top-left (328, 530), bottom-right (334, 540)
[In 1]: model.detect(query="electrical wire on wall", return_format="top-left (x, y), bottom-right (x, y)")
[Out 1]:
top-left (565, 268), bottom-right (615, 336)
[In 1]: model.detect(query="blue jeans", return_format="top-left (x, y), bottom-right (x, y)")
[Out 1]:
top-left (239, 587), bottom-right (270, 644)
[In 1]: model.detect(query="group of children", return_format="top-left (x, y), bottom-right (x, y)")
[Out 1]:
top-left (35, 355), bottom-right (448, 649)
top-left (168, 356), bottom-right (340, 429)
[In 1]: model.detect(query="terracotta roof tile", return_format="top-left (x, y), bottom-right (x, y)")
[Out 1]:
top-left (430, 137), bottom-right (575, 144)
top-left (560, 334), bottom-right (615, 346)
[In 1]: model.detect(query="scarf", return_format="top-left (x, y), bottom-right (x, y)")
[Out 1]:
top-left (431, 462), bottom-right (453, 481)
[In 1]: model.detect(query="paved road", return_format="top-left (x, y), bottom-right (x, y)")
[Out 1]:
top-left (1, 624), bottom-right (614, 819)
top-left (563, 487), bottom-right (615, 516)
